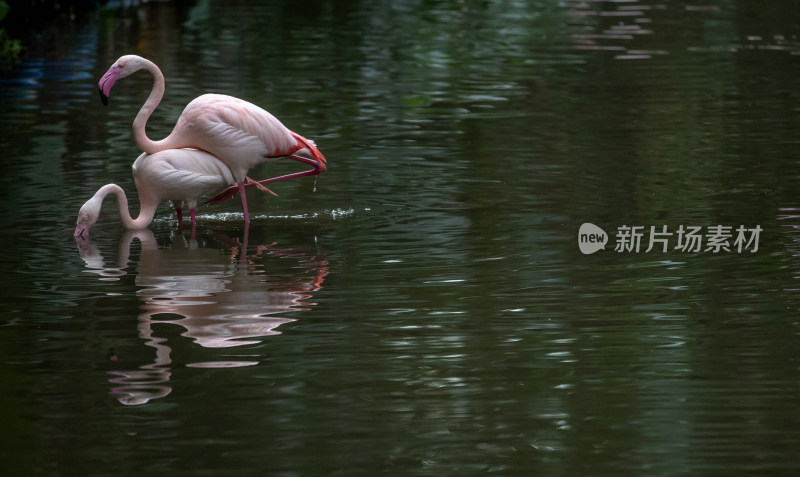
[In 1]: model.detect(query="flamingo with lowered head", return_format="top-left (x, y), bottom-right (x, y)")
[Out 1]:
top-left (74, 148), bottom-right (236, 238)
top-left (98, 54), bottom-right (327, 223)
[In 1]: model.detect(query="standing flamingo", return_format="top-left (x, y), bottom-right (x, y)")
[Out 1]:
top-left (97, 54), bottom-right (327, 223)
top-left (74, 148), bottom-right (236, 238)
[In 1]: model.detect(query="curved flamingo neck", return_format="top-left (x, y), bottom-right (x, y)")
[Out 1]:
top-left (132, 59), bottom-right (173, 154)
top-left (95, 184), bottom-right (158, 230)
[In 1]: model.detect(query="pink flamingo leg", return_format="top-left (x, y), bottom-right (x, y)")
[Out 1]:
top-left (206, 155), bottom-right (326, 205)
top-left (239, 222), bottom-right (250, 263)
top-left (238, 182), bottom-right (250, 223)
top-left (172, 201), bottom-right (183, 223)
top-left (190, 208), bottom-right (196, 226)
top-left (245, 176), bottom-right (278, 196)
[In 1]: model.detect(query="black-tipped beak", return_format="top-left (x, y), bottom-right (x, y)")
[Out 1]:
top-left (74, 222), bottom-right (89, 239)
top-left (99, 89), bottom-right (108, 106)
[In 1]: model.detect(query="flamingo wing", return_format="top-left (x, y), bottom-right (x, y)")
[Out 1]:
top-left (132, 149), bottom-right (235, 203)
top-left (171, 94), bottom-right (300, 180)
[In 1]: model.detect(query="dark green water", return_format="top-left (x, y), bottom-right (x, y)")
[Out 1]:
top-left (2, 0), bottom-right (800, 475)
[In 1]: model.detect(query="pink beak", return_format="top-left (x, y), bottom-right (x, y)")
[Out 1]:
top-left (98, 66), bottom-right (120, 106)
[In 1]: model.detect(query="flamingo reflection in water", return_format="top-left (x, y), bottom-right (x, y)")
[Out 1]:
top-left (75, 227), bottom-right (328, 405)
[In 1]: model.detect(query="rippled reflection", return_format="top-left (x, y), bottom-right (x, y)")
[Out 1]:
top-left (778, 207), bottom-right (800, 293)
top-left (567, 1), bottom-right (800, 58)
top-left (2, 0), bottom-right (800, 473)
top-left (76, 227), bottom-right (328, 405)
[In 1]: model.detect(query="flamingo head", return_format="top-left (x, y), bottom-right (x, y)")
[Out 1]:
top-left (74, 198), bottom-right (101, 239)
top-left (98, 55), bottom-right (147, 106)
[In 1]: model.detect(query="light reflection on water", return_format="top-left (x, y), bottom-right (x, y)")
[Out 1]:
top-left (567, 1), bottom-right (800, 58)
top-left (2, 0), bottom-right (800, 475)
top-left (75, 227), bottom-right (328, 405)
top-left (73, 230), bottom-right (328, 405)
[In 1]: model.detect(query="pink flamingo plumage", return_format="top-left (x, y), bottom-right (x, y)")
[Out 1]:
top-left (74, 148), bottom-right (236, 238)
top-left (98, 54), bottom-right (326, 223)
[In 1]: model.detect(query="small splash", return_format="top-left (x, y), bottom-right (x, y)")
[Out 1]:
top-left (181, 207), bottom-right (363, 223)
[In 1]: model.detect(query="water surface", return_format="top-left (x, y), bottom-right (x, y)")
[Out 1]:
top-left (2, 1), bottom-right (800, 475)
